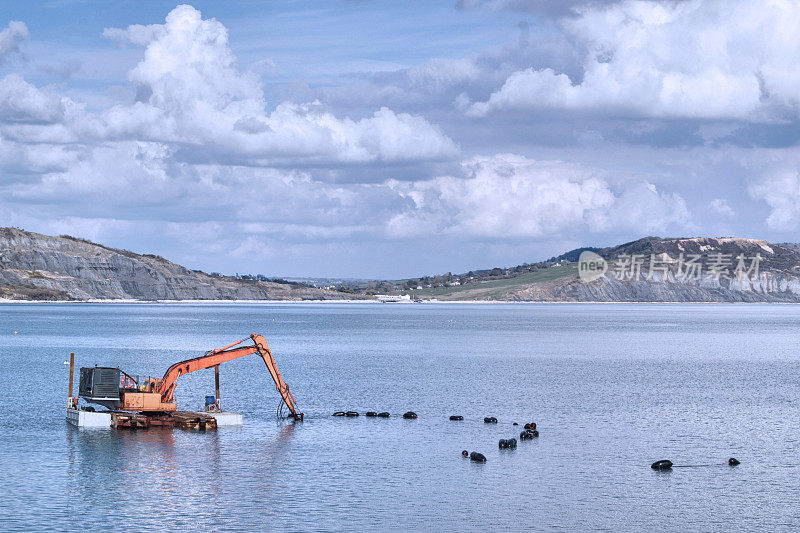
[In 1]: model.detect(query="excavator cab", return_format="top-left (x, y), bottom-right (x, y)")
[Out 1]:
top-left (78, 367), bottom-right (121, 410)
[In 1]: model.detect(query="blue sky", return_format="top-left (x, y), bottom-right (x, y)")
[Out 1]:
top-left (4, 2), bottom-right (521, 92)
top-left (0, 1), bottom-right (798, 278)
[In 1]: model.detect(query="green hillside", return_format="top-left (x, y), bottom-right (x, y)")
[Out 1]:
top-left (412, 264), bottom-right (577, 300)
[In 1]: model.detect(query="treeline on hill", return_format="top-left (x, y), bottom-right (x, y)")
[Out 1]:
top-left (214, 272), bottom-right (308, 287)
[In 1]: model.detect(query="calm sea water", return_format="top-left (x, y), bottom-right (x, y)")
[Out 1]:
top-left (1, 302), bottom-right (799, 531)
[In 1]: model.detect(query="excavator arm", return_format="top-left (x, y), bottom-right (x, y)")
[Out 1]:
top-left (141, 334), bottom-right (302, 419)
top-left (250, 334), bottom-right (302, 420)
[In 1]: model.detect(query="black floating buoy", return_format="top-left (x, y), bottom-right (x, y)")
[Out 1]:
top-left (470, 451), bottom-right (487, 463)
top-left (461, 450), bottom-right (469, 457)
top-left (499, 438), bottom-right (518, 449)
top-left (403, 411), bottom-right (418, 419)
top-left (377, 412), bottom-right (390, 418)
top-left (728, 457), bottom-right (740, 466)
top-left (651, 459), bottom-right (673, 470)
top-left (520, 430), bottom-right (533, 440)
top-left (512, 422), bottom-right (519, 426)
top-left (524, 422), bottom-right (537, 431)
top-left (449, 415), bottom-right (464, 421)
top-left (483, 416), bottom-right (498, 424)
top-left (365, 411), bottom-right (377, 417)
top-left (332, 411), bottom-right (346, 416)
top-left (531, 430), bottom-right (539, 437)
top-left (345, 411), bottom-right (359, 417)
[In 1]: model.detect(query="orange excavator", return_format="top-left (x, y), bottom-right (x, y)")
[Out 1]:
top-left (78, 334), bottom-right (303, 420)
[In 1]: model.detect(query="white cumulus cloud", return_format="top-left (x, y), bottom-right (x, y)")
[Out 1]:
top-left (709, 198), bottom-right (735, 217)
top-left (469, 0), bottom-right (800, 121)
top-left (0, 74), bottom-right (66, 124)
top-left (749, 170), bottom-right (800, 230)
top-left (94, 5), bottom-right (458, 166)
top-left (386, 153), bottom-right (689, 238)
top-left (0, 21), bottom-right (28, 63)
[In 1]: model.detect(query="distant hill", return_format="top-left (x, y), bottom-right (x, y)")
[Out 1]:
top-left (398, 237), bottom-right (800, 302)
top-left (0, 228), bottom-right (363, 301)
top-left (5, 229), bottom-right (800, 303)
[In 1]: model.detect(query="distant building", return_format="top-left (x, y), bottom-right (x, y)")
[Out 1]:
top-left (376, 294), bottom-right (412, 302)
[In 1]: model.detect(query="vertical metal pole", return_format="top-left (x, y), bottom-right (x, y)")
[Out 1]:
top-left (68, 353), bottom-right (75, 408)
top-left (215, 365), bottom-right (220, 402)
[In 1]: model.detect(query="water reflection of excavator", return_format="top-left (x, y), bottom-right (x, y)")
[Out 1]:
top-left (77, 334), bottom-right (303, 420)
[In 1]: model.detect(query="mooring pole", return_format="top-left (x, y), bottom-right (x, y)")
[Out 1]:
top-left (214, 365), bottom-right (220, 403)
top-left (68, 353), bottom-right (75, 408)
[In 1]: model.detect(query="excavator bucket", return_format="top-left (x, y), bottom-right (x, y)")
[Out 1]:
top-left (251, 334), bottom-right (303, 420)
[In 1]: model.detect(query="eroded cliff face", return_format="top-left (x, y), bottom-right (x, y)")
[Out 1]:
top-left (0, 228), bottom-right (356, 301)
top-left (505, 272), bottom-right (800, 302)
top-left (505, 237), bottom-right (800, 302)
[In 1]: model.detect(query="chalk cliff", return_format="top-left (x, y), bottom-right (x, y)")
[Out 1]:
top-left (0, 228), bottom-right (359, 301)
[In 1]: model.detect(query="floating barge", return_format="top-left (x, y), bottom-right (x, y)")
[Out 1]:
top-left (66, 408), bottom-right (243, 429)
top-left (64, 333), bottom-right (301, 429)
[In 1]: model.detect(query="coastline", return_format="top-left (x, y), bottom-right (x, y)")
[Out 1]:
top-left (1, 298), bottom-right (797, 305)
top-left (0, 298), bottom-right (379, 304)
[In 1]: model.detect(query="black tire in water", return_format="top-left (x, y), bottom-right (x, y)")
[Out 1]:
top-left (470, 451), bottom-right (487, 463)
